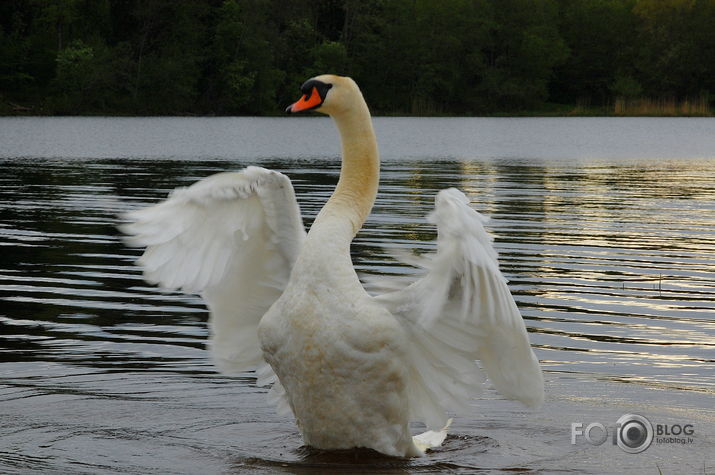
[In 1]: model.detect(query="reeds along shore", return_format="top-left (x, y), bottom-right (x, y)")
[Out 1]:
top-left (614, 96), bottom-right (712, 116)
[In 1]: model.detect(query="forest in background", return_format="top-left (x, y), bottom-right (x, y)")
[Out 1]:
top-left (1, 0), bottom-right (714, 116)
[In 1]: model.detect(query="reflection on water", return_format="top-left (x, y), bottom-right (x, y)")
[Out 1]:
top-left (0, 117), bottom-right (714, 473)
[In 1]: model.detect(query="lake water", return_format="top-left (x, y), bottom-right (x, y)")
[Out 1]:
top-left (0, 117), bottom-right (713, 474)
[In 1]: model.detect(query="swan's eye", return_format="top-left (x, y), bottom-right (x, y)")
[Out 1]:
top-left (287, 80), bottom-right (333, 113)
top-left (301, 80), bottom-right (332, 98)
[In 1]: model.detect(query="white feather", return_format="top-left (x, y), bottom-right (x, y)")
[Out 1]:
top-left (119, 167), bottom-right (306, 412)
top-left (118, 76), bottom-right (543, 457)
top-left (375, 188), bottom-right (544, 430)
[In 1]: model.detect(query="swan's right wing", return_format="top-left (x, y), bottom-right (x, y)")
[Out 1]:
top-left (374, 188), bottom-right (543, 430)
top-left (120, 167), bottom-right (305, 401)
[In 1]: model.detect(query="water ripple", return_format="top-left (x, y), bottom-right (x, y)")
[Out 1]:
top-left (0, 119), bottom-right (714, 473)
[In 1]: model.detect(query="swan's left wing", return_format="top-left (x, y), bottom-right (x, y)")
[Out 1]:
top-left (374, 188), bottom-right (543, 430)
top-left (120, 167), bottom-right (305, 414)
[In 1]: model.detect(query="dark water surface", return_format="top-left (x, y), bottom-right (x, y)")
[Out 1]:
top-left (0, 117), bottom-right (713, 474)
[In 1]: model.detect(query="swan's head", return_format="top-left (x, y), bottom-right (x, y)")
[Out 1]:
top-left (285, 74), bottom-right (360, 116)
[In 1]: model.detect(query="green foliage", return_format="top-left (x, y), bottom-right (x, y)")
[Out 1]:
top-left (553, 0), bottom-right (636, 104)
top-left (611, 75), bottom-right (643, 98)
top-left (211, 0), bottom-right (286, 114)
top-left (309, 41), bottom-right (348, 77)
top-left (52, 40), bottom-right (95, 110)
top-left (632, 0), bottom-right (707, 97)
top-left (480, 0), bottom-right (569, 111)
top-left (0, 0), bottom-right (713, 115)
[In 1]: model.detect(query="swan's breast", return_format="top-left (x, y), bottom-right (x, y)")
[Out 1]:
top-left (258, 273), bottom-right (408, 393)
top-left (258, 282), bottom-right (410, 448)
top-left (259, 276), bottom-right (405, 361)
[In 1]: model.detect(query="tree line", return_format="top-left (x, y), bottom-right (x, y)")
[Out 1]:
top-left (1, 0), bottom-right (714, 116)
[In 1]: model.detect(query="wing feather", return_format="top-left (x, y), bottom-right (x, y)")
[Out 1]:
top-left (375, 188), bottom-right (543, 429)
top-left (120, 166), bottom-right (306, 412)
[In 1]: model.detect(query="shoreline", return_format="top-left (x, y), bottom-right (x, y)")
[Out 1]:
top-left (1, 111), bottom-right (713, 118)
top-left (2, 101), bottom-right (711, 119)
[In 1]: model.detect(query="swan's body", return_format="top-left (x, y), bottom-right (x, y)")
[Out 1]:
top-left (121, 75), bottom-right (543, 457)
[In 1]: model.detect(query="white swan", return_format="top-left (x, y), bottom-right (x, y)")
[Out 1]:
top-left (121, 74), bottom-right (543, 457)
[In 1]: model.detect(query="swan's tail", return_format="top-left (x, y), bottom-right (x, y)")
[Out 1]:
top-left (412, 418), bottom-right (453, 453)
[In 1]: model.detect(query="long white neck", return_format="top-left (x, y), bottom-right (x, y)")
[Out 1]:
top-left (309, 94), bottom-right (379, 244)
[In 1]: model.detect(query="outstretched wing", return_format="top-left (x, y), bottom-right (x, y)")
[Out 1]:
top-left (374, 188), bottom-right (543, 430)
top-left (120, 166), bottom-right (305, 410)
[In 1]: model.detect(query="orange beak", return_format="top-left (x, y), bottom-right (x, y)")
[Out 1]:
top-left (286, 87), bottom-right (323, 113)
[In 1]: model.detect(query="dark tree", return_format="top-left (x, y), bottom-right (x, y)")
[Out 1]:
top-left (0, 0), bottom-right (713, 115)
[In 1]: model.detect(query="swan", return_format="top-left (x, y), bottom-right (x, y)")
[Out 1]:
top-left (121, 74), bottom-right (543, 457)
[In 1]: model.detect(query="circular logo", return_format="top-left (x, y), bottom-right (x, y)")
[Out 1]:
top-left (616, 414), bottom-right (653, 453)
